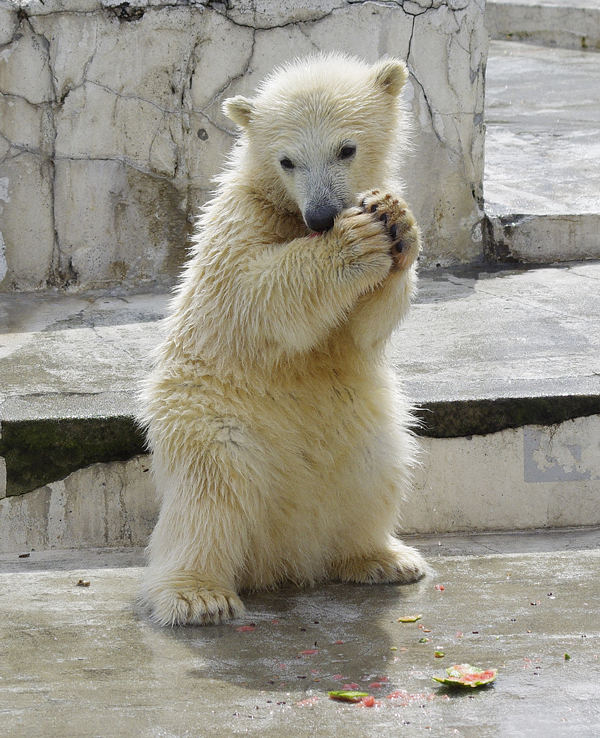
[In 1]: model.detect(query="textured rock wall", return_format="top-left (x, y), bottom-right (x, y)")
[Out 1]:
top-left (0, 0), bottom-right (487, 291)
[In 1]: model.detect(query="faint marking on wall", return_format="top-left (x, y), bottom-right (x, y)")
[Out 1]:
top-left (524, 420), bottom-right (600, 483)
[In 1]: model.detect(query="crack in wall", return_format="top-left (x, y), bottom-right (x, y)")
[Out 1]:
top-left (193, 27), bottom-right (257, 138)
top-left (407, 68), bottom-right (444, 147)
top-left (214, 4), bottom-right (339, 32)
top-left (51, 154), bottom-right (182, 182)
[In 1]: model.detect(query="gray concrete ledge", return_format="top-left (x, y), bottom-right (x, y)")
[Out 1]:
top-left (0, 416), bottom-right (146, 497)
top-left (415, 394), bottom-right (600, 438)
top-left (484, 211), bottom-right (600, 264)
top-left (3, 526), bottom-right (600, 568)
top-left (486, 0), bottom-right (600, 50)
top-left (3, 394), bottom-right (600, 497)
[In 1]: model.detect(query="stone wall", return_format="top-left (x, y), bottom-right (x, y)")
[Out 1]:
top-left (0, 0), bottom-right (488, 292)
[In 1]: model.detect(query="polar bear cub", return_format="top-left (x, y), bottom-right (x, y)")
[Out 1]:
top-left (140, 53), bottom-right (427, 626)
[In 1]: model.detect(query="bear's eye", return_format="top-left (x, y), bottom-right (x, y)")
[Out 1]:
top-left (339, 144), bottom-right (356, 160)
top-left (280, 158), bottom-right (295, 171)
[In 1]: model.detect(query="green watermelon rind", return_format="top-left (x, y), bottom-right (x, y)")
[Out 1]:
top-left (328, 690), bottom-right (370, 702)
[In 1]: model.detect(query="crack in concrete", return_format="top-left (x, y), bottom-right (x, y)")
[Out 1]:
top-left (193, 26), bottom-right (257, 138)
top-left (88, 323), bottom-right (139, 363)
top-left (406, 12), bottom-right (416, 60)
top-left (212, 1), bottom-right (338, 31)
top-left (85, 80), bottom-right (182, 116)
top-left (0, 137), bottom-right (49, 161)
top-left (27, 17), bottom-right (73, 289)
top-left (296, 21), bottom-right (323, 52)
top-left (51, 154), bottom-right (180, 182)
top-left (407, 68), bottom-right (445, 147)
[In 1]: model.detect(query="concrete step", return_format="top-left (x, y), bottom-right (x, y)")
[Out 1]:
top-left (486, 0), bottom-right (600, 51)
top-left (1, 262), bottom-right (599, 551)
top-left (484, 40), bottom-right (600, 263)
top-left (2, 531), bottom-right (600, 737)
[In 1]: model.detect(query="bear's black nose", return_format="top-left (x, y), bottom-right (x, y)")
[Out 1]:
top-left (305, 205), bottom-right (339, 232)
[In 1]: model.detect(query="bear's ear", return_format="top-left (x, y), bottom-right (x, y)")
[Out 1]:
top-left (370, 59), bottom-right (409, 98)
top-left (223, 96), bottom-right (255, 129)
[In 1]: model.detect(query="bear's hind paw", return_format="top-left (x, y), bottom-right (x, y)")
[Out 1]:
top-left (332, 544), bottom-right (427, 585)
top-left (142, 573), bottom-right (245, 626)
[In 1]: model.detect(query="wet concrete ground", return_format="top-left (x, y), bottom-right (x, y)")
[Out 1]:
top-left (2, 531), bottom-right (599, 738)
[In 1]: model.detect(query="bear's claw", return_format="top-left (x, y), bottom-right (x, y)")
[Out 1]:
top-left (331, 543), bottom-right (427, 585)
top-left (357, 190), bottom-right (420, 270)
top-left (142, 573), bottom-right (245, 626)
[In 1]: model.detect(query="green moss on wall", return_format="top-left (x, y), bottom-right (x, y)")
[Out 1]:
top-left (0, 417), bottom-right (146, 496)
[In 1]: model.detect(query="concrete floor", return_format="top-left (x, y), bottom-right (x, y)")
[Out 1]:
top-left (2, 530), bottom-right (600, 738)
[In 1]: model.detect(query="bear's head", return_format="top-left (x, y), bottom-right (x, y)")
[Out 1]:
top-left (223, 53), bottom-right (409, 233)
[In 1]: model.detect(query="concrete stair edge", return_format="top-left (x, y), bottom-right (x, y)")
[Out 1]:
top-left (483, 210), bottom-right (600, 264)
top-left (2, 385), bottom-right (600, 499)
top-left (486, 0), bottom-right (600, 51)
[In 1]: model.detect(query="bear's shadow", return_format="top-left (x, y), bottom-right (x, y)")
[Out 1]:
top-left (164, 579), bottom-right (428, 693)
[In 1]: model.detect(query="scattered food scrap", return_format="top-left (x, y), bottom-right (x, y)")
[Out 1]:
top-left (76, 579), bottom-right (90, 587)
top-left (235, 625), bottom-right (256, 632)
top-left (398, 614), bottom-right (422, 623)
top-left (434, 651), bottom-right (445, 658)
top-left (328, 690), bottom-right (370, 703)
top-left (433, 664), bottom-right (497, 689)
top-left (387, 689), bottom-right (436, 705)
top-left (360, 695), bottom-right (377, 707)
top-left (434, 584), bottom-right (445, 591)
top-left (296, 696), bottom-right (319, 707)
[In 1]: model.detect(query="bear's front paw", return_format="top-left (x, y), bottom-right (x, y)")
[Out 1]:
top-left (358, 191), bottom-right (421, 271)
top-left (142, 572), bottom-right (245, 626)
top-left (331, 203), bottom-right (396, 279)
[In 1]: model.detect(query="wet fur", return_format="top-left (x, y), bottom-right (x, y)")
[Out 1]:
top-left (140, 53), bottom-right (426, 626)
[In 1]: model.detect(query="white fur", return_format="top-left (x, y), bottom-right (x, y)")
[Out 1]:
top-left (139, 53), bottom-right (426, 626)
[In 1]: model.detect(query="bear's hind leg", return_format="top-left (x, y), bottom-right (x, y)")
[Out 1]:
top-left (141, 456), bottom-right (254, 626)
top-left (331, 539), bottom-right (427, 585)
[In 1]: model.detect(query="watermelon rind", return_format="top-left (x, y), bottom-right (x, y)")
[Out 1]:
top-left (328, 690), bottom-right (370, 702)
top-left (432, 663), bottom-right (497, 688)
